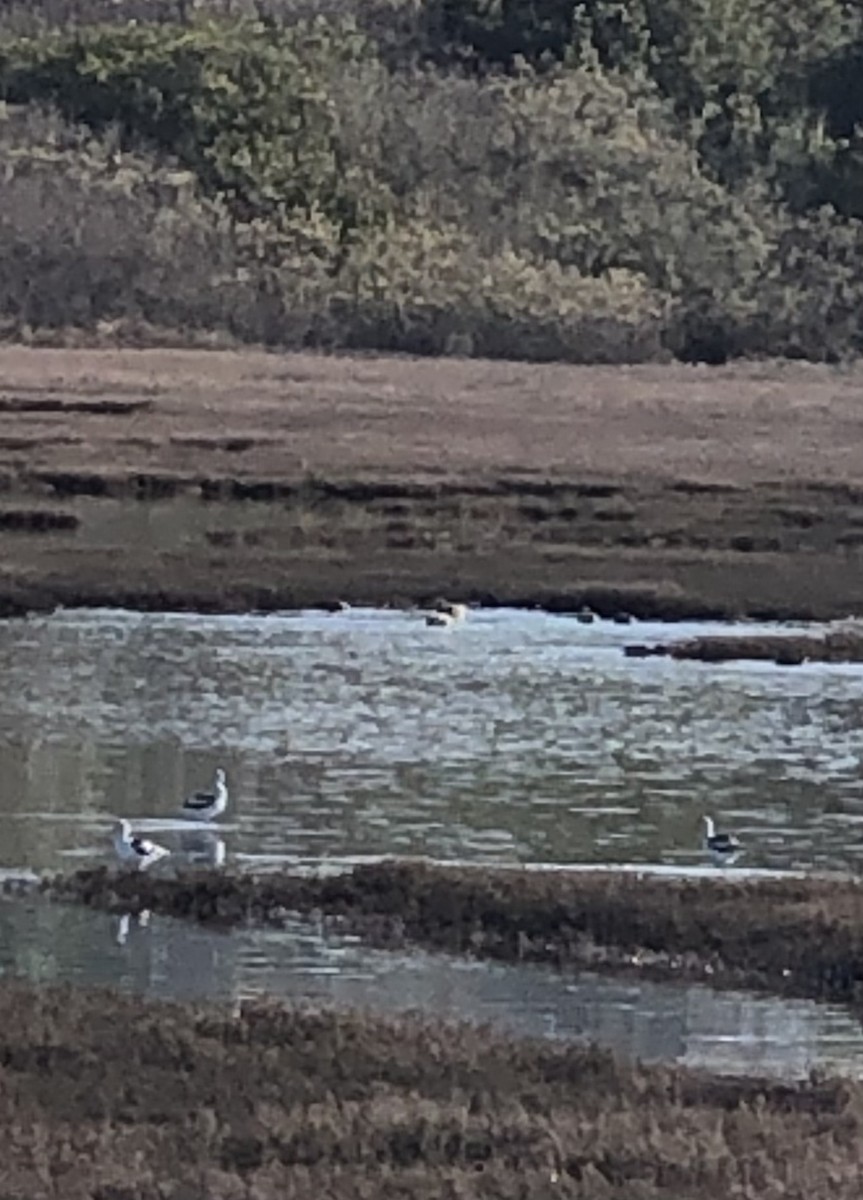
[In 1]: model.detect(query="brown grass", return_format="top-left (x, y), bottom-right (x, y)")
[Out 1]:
top-left (2, 348), bottom-right (861, 483)
top-left (44, 861), bottom-right (863, 1013)
top-left (1, 978), bottom-right (863, 1199)
top-left (0, 346), bottom-right (862, 617)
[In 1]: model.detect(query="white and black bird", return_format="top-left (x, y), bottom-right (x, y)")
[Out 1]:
top-left (180, 767), bottom-right (229, 821)
top-left (702, 815), bottom-right (742, 864)
top-left (112, 820), bottom-right (170, 870)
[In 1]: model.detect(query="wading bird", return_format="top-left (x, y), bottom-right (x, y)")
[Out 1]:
top-left (180, 768), bottom-right (229, 821)
top-left (703, 814), bottom-right (742, 865)
top-left (113, 820), bottom-right (170, 870)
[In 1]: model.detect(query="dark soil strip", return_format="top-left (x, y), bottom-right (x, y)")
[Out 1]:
top-left (43, 861), bottom-right (863, 1013)
top-left (0, 508), bottom-right (79, 533)
top-left (0, 577), bottom-right (728, 621)
top-left (0, 396), bottom-right (152, 414)
top-left (0, 979), bottom-right (859, 1198)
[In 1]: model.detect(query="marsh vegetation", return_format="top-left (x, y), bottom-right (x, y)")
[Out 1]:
top-left (0, 0), bottom-right (863, 362)
top-left (0, 348), bottom-right (862, 618)
top-left (3, 978), bottom-right (862, 1198)
top-left (44, 860), bottom-right (863, 1015)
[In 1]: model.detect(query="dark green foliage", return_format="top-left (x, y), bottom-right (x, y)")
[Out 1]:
top-left (0, 0), bottom-right (861, 361)
top-left (0, 18), bottom-right (390, 233)
top-left (422, 0), bottom-right (650, 73)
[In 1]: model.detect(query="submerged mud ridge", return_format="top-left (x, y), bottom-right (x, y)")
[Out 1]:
top-left (626, 627), bottom-right (863, 665)
top-left (0, 347), bottom-right (863, 619)
top-left (45, 862), bottom-right (863, 1013)
top-left (2, 982), bottom-right (862, 1200)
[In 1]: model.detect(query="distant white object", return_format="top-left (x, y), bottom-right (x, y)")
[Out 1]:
top-left (181, 767), bottom-right (229, 821)
top-left (113, 820), bottom-right (170, 870)
top-left (425, 611), bottom-right (455, 627)
top-left (703, 815), bottom-right (742, 864)
top-left (425, 600), bottom-right (468, 627)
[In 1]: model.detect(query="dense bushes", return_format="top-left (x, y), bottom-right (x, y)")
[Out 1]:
top-left (0, 0), bottom-right (862, 362)
top-left (0, 19), bottom-right (388, 232)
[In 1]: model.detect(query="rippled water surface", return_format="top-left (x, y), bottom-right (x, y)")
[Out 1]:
top-left (4, 896), bottom-right (863, 1081)
top-left (0, 606), bottom-right (861, 875)
top-left (2, 606), bottom-right (863, 1078)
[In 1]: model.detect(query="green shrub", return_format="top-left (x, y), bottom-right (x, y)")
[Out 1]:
top-left (0, 17), bottom-right (392, 234)
top-left (0, 6), bottom-right (861, 363)
top-left (330, 220), bottom-right (667, 361)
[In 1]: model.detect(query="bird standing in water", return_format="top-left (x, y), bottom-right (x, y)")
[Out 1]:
top-left (113, 820), bottom-right (170, 870)
top-left (702, 815), bottom-right (742, 865)
top-left (180, 767), bottom-right (229, 821)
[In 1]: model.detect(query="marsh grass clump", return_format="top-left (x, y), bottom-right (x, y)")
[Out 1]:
top-left (649, 629), bottom-right (863, 664)
top-left (1, 978), bottom-right (863, 1197)
top-left (47, 862), bottom-right (863, 1012)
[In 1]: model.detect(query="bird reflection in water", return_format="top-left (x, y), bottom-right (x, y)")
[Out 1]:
top-left (179, 829), bottom-right (227, 868)
top-left (115, 908), bottom-right (151, 946)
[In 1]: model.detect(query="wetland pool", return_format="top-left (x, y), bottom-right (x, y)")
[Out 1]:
top-left (1, 605), bottom-right (862, 1078)
top-left (4, 895), bottom-right (863, 1081)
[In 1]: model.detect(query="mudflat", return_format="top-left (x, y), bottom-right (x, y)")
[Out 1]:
top-left (1, 345), bottom-right (862, 617)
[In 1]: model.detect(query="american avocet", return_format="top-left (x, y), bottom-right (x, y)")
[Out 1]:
top-left (113, 820), bottom-right (170, 870)
top-left (180, 767), bottom-right (228, 821)
top-left (703, 815), bottom-right (741, 864)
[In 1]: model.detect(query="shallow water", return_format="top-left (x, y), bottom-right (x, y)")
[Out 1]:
top-left (3, 895), bottom-right (863, 1081)
top-left (3, 606), bottom-right (863, 1078)
top-left (0, 606), bottom-right (861, 876)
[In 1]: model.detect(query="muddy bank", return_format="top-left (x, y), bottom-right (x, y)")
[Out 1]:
top-left (1, 980), bottom-right (860, 1200)
top-left (43, 862), bottom-right (863, 1013)
top-left (0, 347), bottom-right (862, 619)
top-left (625, 627), bottom-right (863, 665)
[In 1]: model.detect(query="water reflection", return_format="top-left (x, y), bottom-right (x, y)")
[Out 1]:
top-left (115, 909), bottom-right (150, 946)
top-left (1, 896), bottom-right (861, 1081)
top-left (178, 830), bottom-right (226, 867)
top-left (0, 607), bottom-right (862, 874)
